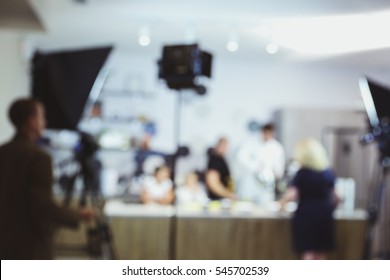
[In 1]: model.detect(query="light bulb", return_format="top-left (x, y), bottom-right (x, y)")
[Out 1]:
top-left (227, 41), bottom-right (239, 52)
top-left (138, 35), bottom-right (150, 46)
top-left (266, 42), bottom-right (278, 54)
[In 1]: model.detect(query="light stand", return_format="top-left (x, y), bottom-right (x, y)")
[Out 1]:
top-left (158, 43), bottom-right (212, 260)
top-left (168, 90), bottom-right (185, 260)
top-left (363, 157), bottom-right (390, 260)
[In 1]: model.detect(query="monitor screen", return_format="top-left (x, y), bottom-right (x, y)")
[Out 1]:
top-left (359, 77), bottom-right (390, 127)
top-left (31, 46), bottom-right (112, 130)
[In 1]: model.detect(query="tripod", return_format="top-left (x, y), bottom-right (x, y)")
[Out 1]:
top-left (362, 157), bottom-right (390, 260)
top-left (58, 134), bottom-right (116, 259)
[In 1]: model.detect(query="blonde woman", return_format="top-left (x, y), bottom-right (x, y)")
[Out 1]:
top-left (176, 172), bottom-right (209, 206)
top-left (279, 138), bottom-right (339, 260)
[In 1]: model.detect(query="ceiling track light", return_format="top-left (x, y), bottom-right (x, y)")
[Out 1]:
top-left (266, 42), bottom-right (278, 54)
top-left (227, 33), bottom-right (239, 52)
top-left (138, 26), bottom-right (151, 47)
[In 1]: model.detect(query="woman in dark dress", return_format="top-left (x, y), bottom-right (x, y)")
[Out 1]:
top-left (279, 138), bottom-right (339, 260)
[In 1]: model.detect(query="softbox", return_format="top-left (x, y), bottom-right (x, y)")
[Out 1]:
top-left (31, 46), bottom-right (112, 130)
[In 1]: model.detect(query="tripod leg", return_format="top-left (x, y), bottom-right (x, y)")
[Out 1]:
top-left (363, 166), bottom-right (390, 259)
top-left (378, 170), bottom-right (389, 259)
top-left (61, 173), bottom-right (79, 207)
top-left (100, 221), bottom-right (117, 260)
top-left (363, 164), bottom-right (383, 259)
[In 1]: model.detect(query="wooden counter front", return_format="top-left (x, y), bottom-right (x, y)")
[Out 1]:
top-left (175, 208), bottom-right (367, 260)
top-left (105, 203), bottom-right (174, 260)
top-left (54, 200), bottom-right (367, 260)
top-left (176, 217), bottom-right (294, 259)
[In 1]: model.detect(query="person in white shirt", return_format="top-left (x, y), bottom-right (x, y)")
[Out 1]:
top-left (258, 123), bottom-right (285, 180)
top-left (176, 172), bottom-right (209, 206)
top-left (235, 123), bottom-right (285, 205)
top-left (140, 165), bottom-right (174, 205)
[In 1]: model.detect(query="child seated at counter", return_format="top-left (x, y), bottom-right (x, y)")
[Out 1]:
top-left (176, 172), bottom-right (209, 206)
top-left (140, 165), bottom-right (174, 205)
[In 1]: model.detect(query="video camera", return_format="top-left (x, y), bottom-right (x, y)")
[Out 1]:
top-left (359, 77), bottom-right (390, 161)
top-left (359, 76), bottom-right (390, 260)
top-left (31, 46), bottom-right (115, 259)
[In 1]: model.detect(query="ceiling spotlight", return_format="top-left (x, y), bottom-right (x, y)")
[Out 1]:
top-left (227, 40), bottom-right (239, 52)
top-left (139, 35), bottom-right (151, 46)
top-left (266, 42), bottom-right (278, 54)
top-left (138, 26), bottom-right (151, 47)
top-left (226, 31), bottom-right (239, 52)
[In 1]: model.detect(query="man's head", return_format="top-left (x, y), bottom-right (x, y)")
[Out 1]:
top-left (8, 98), bottom-right (46, 139)
top-left (215, 137), bottom-right (228, 156)
top-left (261, 123), bottom-right (275, 142)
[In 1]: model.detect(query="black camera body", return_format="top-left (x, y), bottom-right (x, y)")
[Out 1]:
top-left (361, 121), bottom-right (390, 162)
top-left (74, 132), bottom-right (99, 161)
top-left (359, 77), bottom-right (390, 162)
top-left (374, 122), bottom-right (390, 161)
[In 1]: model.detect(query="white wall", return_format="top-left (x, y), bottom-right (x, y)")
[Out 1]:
top-left (0, 31), bottom-right (29, 143)
top-left (0, 40), bottom-right (378, 157)
top-left (103, 48), bottom-right (368, 156)
top-left (0, 39), bottom-right (383, 193)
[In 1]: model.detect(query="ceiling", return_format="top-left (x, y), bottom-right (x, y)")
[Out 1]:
top-left (10, 0), bottom-right (390, 69)
top-left (0, 0), bottom-right (44, 31)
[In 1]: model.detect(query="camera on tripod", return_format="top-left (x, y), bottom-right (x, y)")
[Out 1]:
top-left (359, 76), bottom-right (390, 260)
top-left (74, 132), bottom-right (99, 161)
top-left (31, 46), bottom-right (116, 259)
top-left (158, 43), bottom-right (213, 95)
top-left (360, 120), bottom-right (390, 162)
top-left (359, 77), bottom-right (390, 161)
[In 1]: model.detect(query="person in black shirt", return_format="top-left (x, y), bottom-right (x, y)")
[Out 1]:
top-left (205, 137), bottom-right (236, 200)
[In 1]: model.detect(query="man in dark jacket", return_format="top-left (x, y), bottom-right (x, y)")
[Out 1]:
top-left (0, 98), bottom-right (95, 259)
